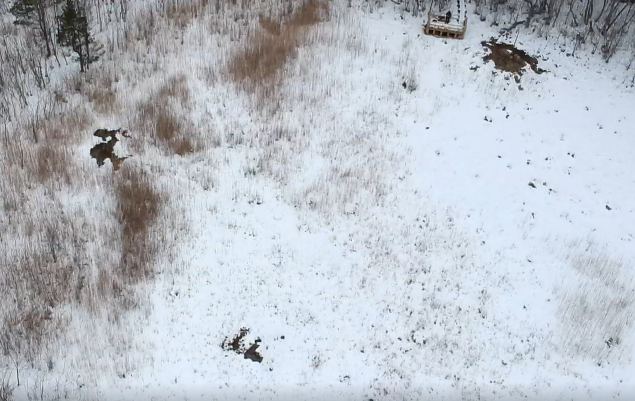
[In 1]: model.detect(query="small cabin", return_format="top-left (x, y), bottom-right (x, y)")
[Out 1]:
top-left (424, 0), bottom-right (467, 39)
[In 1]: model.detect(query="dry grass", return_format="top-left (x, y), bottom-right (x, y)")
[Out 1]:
top-left (35, 145), bottom-right (72, 186)
top-left (115, 167), bottom-right (163, 284)
top-left (165, 0), bottom-right (210, 29)
top-left (259, 15), bottom-right (282, 36)
top-left (155, 111), bottom-right (183, 144)
top-left (87, 83), bottom-right (118, 115)
top-left (133, 74), bottom-right (198, 155)
top-left (82, 63), bottom-right (122, 115)
top-left (0, 225), bottom-right (79, 371)
top-left (0, 0), bottom-right (199, 387)
top-left (0, 373), bottom-right (12, 401)
top-left (228, 0), bottom-right (329, 104)
top-left (0, 105), bottom-right (90, 199)
top-left (557, 242), bottom-right (635, 364)
top-left (157, 74), bottom-right (191, 105)
top-left (0, 88), bottom-right (165, 380)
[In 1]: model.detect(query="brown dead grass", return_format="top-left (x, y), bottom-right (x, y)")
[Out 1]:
top-left (259, 15), bottom-right (282, 36)
top-left (35, 144), bottom-right (72, 186)
top-left (134, 74), bottom-right (198, 155)
top-left (157, 74), bottom-right (191, 105)
top-left (155, 111), bottom-right (183, 144)
top-left (229, 0), bottom-right (329, 100)
top-left (84, 66), bottom-right (121, 115)
top-left (1, 106), bottom-right (90, 195)
top-left (115, 167), bottom-right (163, 283)
top-left (165, 0), bottom-right (210, 29)
top-left (87, 85), bottom-right (118, 115)
top-left (0, 2), bottom-right (193, 379)
top-left (0, 234), bottom-right (77, 366)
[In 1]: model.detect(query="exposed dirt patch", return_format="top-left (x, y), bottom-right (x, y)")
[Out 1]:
top-left (222, 327), bottom-right (263, 363)
top-left (482, 39), bottom-right (545, 76)
top-left (90, 128), bottom-right (130, 170)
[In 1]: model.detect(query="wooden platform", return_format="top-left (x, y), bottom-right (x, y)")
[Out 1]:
top-left (424, 0), bottom-right (467, 40)
top-left (424, 15), bottom-right (466, 39)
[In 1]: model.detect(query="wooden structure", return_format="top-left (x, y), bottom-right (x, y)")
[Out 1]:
top-left (424, 0), bottom-right (467, 39)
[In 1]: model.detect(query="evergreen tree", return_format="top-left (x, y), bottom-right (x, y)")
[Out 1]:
top-left (57, 0), bottom-right (99, 72)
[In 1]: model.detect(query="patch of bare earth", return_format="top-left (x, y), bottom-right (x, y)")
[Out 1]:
top-left (482, 38), bottom-right (545, 77)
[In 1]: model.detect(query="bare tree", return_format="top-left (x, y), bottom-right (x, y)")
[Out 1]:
top-left (10, 0), bottom-right (62, 58)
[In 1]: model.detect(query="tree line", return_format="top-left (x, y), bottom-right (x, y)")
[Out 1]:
top-left (375, 0), bottom-right (634, 60)
top-left (4, 0), bottom-right (633, 76)
top-left (9, 0), bottom-right (101, 72)
top-left (1, 0), bottom-right (632, 125)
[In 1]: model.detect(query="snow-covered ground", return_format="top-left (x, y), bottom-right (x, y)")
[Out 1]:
top-left (6, 3), bottom-right (635, 401)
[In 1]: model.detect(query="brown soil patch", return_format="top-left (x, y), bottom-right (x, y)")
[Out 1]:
top-left (482, 39), bottom-right (545, 76)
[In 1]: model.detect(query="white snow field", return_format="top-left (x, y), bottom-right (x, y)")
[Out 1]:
top-left (4, 2), bottom-right (635, 401)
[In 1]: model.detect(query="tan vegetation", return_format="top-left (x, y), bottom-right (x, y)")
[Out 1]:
top-left (86, 78), bottom-right (119, 115)
top-left (133, 74), bottom-right (198, 155)
top-left (165, 0), bottom-right (211, 29)
top-left (116, 167), bottom-right (163, 284)
top-left (228, 0), bottom-right (329, 105)
top-left (1, 0), bottom-right (396, 394)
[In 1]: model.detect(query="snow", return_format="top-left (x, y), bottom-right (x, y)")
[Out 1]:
top-left (5, 2), bottom-right (635, 400)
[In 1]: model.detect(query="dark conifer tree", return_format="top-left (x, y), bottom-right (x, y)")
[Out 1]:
top-left (57, 0), bottom-right (98, 72)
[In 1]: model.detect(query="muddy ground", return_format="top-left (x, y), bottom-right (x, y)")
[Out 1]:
top-left (482, 38), bottom-right (546, 76)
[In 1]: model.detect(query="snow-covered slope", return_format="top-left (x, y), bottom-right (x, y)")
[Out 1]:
top-left (7, 3), bottom-right (635, 401)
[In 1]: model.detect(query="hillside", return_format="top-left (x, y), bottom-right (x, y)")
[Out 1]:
top-left (1, 1), bottom-right (635, 400)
